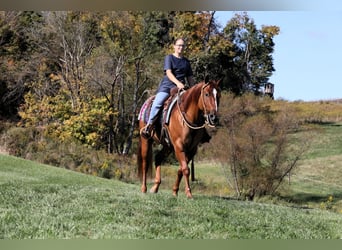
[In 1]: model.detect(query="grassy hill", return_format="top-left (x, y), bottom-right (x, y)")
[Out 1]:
top-left (281, 122), bottom-right (342, 212)
top-left (1, 153), bottom-right (342, 239)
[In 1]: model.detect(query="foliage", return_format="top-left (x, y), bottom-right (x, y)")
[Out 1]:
top-left (320, 195), bottom-right (334, 210)
top-left (169, 11), bottom-right (217, 54)
top-left (2, 11), bottom-right (279, 156)
top-left (213, 93), bottom-right (308, 200)
top-left (223, 12), bottom-right (279, 95)
top-left (1, 126), bottom-right (135, 181)
top-left (86, 11), bottom-right (165, 154)
top-left (15, 11), bottom-right (167, 155)
top-left (0, 11), bottom-right (44, 117)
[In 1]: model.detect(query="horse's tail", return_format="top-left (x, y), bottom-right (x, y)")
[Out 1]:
top-left (137, 127), bottom-right (153, 180)
top-left (137, 135), bottom-right (144, 179)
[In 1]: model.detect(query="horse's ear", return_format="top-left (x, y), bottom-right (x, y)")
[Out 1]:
top-left (204, 75), bottom-right (210, 84)
top-left (216, 77), bottom-right (223, 86)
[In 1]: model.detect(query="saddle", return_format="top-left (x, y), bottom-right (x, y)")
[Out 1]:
top-left (138, 87), bottom-right (184, 145)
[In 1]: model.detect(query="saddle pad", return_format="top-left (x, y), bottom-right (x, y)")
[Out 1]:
top-left (138, 96), bottom-right (155, 123)
top-left (138, 91), bottom-right (185, 125)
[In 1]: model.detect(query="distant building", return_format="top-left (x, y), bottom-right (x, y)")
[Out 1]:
top-left (264, 83), bottom-right (274, 99)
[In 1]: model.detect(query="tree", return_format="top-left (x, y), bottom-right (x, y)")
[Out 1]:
top-left (169, 11), bottom-right (217, 53)
top-left (14, 11), bottom-right (281, 161)
top-left (86, 11), bottom-right (164, 154)
top-left (223, 12), bottom-right (279, 95)
top-left (41, 11), bottom-right (100, 110)
top-left (166, 11), bottom-right (225, 82)
top-left (16, 11), bottom-right (166, 154)
top-left (0, 11), bottom-right (43, 118)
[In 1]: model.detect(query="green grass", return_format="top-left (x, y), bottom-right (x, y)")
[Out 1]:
top-left (303, 123), bottom-right (342, 159)
top-left (1, 154), bottom-right (342, 239)
top-left (279, 123), bottom-right (342, 212)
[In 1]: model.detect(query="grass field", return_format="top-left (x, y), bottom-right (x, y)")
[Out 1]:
top-left (150, 122), bottom-right (342, 212)
top-left (1, 146), bottom-right (342, 239)
top-left (281, 123), bottom-right (342, 212)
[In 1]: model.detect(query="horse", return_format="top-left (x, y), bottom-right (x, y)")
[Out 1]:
top-left (137, 77), bottom-right (221, 198)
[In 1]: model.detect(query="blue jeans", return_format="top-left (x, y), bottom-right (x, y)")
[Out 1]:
top-left (148, 91), bottom-right (170, 124)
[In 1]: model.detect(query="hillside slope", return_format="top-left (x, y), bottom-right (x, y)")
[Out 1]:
top-left (0, 154), bottom-right (341, 239)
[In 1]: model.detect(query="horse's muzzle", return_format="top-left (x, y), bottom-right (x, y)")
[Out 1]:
top-left (206, 112), bottom-right (218, 126)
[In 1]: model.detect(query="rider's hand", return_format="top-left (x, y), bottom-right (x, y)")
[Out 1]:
top-left (177, 82), bottom-right (185, 89)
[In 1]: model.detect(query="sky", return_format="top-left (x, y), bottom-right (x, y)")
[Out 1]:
top-left (215, 10), bottom-right (342, 101)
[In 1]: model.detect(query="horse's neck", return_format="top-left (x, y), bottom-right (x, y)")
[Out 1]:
top-left (180, 88), bottom-right (202, 122)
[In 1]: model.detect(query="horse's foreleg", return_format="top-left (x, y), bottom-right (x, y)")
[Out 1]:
top-left (181, 161), bottom-right (192, 199)
top-left (172, 168), bottom-right (183, 196)
top-left (150, 165), bottom-right (161, 193)
top-left (174, 151), bottom-right (192, 198)
top-left (141, 177), bottom-right (147, 193)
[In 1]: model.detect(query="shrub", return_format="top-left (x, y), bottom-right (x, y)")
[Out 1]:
top-left (213, 93), bottom-right (309, 200)
top-left (1, 126), bottom-right (135, 182)
top-left (2, 126), bottom-right (43, 157)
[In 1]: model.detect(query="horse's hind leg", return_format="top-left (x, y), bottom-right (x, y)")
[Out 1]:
top-left (150, 147), bottom-right (168, 193)
top-left (172, 168), bottom-right (183, 196)
top-left (140, 137), bottom-right (151, 193)
top-left (141, 155), bottom-right (148, 193)
top-left (150, 165), bottom-right (161, 193)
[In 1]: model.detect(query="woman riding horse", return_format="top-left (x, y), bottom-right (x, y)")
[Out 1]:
top-left (138, 78), bottom-right (221, 198)
top-left (140, 38), bottom-right (194, 139)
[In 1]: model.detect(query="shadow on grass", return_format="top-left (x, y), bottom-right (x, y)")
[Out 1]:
top-left (214, 192), bottom-right (342, 211)
top-left (281, 192), bottom-right (342, 204)
top-left (307, 120), bottom-right (342, 127)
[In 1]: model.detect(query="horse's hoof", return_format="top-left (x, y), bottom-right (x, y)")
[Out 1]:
top-left (149, 185), bottom-right (159, 193)
top-left (185, 188), bottom-right (192, 198)
top-left (141, 186), bottom-right (147, 193)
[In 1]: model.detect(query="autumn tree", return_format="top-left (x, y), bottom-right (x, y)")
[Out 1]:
top-left (19, 12), bottom-right (106, 149)
top-left (40, 11), bottom-right (100, 110)
top-left (0, 11), bottom-right (43, 118)
top-left (17, 11), bottom-right (167, 154)
top-left (11, 11), bottom-right (281, 161)
top-left (86, 11), bottom-right (165, 154)
top-left (166, 11), bottom-right (226, 82)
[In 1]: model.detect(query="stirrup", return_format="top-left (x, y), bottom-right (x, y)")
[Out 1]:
top-left (140, 124), bottom-right (152, 139)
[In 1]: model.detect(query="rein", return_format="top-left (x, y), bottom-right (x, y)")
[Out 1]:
top-left (177, 84), bottom-right (216, 130)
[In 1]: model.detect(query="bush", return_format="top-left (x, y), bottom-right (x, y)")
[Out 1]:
top-left (1, 126), bottom-right (136, 182)
top-left (2, 126), bottom-right (42, 157)
top-left (212, 93), bottom-right (309, 200)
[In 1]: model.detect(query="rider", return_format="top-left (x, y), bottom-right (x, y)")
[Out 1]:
top-left (141, 38), bottom-right (194, 139)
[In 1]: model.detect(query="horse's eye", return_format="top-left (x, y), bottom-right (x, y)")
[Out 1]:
top-left (205, 93), bottom-right (210, 97)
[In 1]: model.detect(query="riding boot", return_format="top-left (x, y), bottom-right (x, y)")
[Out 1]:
top-left (140, 123), bottom-right (153, 139)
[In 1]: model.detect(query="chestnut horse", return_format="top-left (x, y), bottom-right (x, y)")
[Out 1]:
top-left (137, 78), bottom-right (220, 198)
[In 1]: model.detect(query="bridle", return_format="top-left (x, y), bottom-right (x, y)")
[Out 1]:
top-left (177, 83), bottom-right (217, 130)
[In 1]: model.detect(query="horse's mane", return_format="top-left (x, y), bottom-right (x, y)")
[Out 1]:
top-left (180, 81), bottom-right (206, 109)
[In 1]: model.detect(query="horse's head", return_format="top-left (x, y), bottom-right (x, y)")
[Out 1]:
top-left (200, 78), bottom-right (221, 126)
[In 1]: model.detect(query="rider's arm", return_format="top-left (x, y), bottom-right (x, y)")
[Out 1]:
top-left (166, 69), bottom-right (185, 89)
